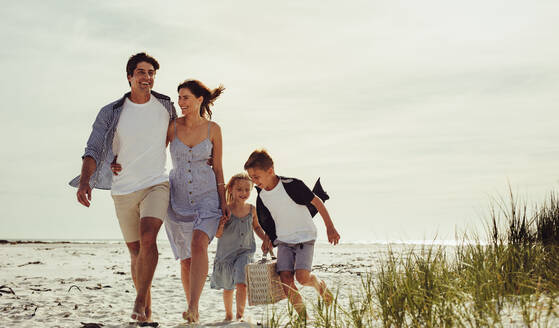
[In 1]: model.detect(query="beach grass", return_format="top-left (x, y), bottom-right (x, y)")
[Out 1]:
top-left (262, 189), bottom-right (559, 327)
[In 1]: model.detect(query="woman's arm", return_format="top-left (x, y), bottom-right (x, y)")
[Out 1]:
top-left (210, 122), bottom-right (230, 219)
top-left (166, 120), bottom-right (175, 147)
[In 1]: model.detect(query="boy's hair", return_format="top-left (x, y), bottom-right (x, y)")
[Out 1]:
top-left (126, 52), bottom-right (160, 77)
top-left (244, 149), bottom-right (274, 171)
top-left (225, 173), bottom-right (253, 204)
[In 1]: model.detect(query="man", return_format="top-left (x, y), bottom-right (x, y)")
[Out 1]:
top-left (69, 52), bottom-right (177, 322)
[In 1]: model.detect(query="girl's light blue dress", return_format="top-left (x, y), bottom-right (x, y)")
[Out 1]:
top-left (211, 208), bottom-right (256, 290)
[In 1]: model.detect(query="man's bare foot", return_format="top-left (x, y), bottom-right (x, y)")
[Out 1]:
top-left (182, 309), bottom-right (199, 323)
top-left (223, 313), bottom-right (233, 321)
top-left (236, 313), bottom-right (243, 321)
top-left (319, 280), bottom-right (334, 305)
top-left (131, 300), bottom-right (147, 321)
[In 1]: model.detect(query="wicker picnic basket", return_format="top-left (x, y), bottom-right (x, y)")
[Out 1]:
top-left (245, 250), bottom-right (287, 306)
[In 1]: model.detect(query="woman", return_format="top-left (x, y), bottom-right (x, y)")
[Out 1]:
top-left (112, 79), bottom-right (229, 323)
top-left (165, 80), bottom-right (230, 323)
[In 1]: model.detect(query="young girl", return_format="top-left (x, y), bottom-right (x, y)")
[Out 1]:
top-left (210, 173), bottom-right (268, 321)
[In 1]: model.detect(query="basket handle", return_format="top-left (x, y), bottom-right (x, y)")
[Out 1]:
top-left (262, 248), bottom-right (276, 260)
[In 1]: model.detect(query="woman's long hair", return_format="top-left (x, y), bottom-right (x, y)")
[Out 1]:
top-left (177, 79), bottom-right (225, 119)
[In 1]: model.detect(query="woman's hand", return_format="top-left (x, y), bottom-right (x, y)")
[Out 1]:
top-left (110, 156), bottom-right (122, 176)
top-left (220, 202), bottom-right (231, 221)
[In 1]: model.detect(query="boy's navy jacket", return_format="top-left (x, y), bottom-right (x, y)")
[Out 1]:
top-left (255, 176), bottom-right (329, 246)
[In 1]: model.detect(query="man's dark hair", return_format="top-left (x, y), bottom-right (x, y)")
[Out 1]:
top-left (126, 52), bottom-right (160, 77)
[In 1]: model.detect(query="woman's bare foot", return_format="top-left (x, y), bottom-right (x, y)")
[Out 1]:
top-left (224, 313), bottom-right (233, 321)
top-left (131, 300), bottom-right (147, 321)
top-left (236, 313), bottom-right (243, 321)
top-left (319, 280), bottom-right (334, 305)
top-left (182, 309), bottom-right (199, 323)
top-left (144, 306), bottom-right (152, 322)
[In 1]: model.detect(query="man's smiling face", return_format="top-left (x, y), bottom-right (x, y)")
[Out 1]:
top-left (127, 61), bottom-right (155, 93)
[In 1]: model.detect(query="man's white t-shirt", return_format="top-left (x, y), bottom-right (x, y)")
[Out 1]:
top-left (260, 181), bottom-right (317, 243)
top-left (111, 96), bottom-right (169, 195)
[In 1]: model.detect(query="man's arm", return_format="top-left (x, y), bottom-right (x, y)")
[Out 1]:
top-left (77, 156), bottom-right (96, 207)
top-left (76, 107), bottom-right (110, 207)
top-left (310, 196), bottom-right (340, 245)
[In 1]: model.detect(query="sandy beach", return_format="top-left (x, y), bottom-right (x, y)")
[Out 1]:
top-left (0, 240), bottom-right (376, 327)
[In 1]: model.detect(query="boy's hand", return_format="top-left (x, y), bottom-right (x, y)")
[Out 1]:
top-left (326, 226), bottom-right (340, 245)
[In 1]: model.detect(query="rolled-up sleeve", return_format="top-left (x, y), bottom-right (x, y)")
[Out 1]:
top-left (82, 107), bottom-right (110, 166)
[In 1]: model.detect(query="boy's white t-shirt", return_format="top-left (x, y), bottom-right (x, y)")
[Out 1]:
top-left (260, 181), bottom-right (317, 244)
top-left (111, 96), bottom-right (169, 195)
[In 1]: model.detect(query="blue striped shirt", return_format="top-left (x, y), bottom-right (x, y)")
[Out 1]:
top-left (69, 91), bottom-right (177, 190)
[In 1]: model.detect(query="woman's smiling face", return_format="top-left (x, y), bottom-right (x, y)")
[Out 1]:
top-left (178, 87), bottom-right (203, 116)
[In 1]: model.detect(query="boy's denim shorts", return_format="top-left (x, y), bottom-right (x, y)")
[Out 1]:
top-left (276, 240), bottom-right (315, 272)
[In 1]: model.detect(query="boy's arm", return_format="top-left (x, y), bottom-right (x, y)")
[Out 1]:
top-left (311, 196), bottom-right (340, 245)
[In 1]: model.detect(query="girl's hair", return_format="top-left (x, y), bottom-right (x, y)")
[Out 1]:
top-left (225, 173), bottom-right (253, 204)
top-left (177, 79), bottom-right (225, 119)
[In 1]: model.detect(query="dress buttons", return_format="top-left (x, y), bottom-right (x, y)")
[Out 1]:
top-left (191, 200), bottom-right (194, 204)
top-left (188, 169), bottom-right (191, 172)
top-left (189, 180), bottom-right (192, 183)
top-left (189, 191), bottom-right (192, 194)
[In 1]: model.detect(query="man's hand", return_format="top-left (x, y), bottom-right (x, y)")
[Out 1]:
top-left (326, 226), bottom-right (340, 245)
top-left (77, 182), bottom-right (92, 207)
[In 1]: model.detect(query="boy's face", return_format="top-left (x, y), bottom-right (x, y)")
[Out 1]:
top-left (246, 167), bottom-right (276, 191)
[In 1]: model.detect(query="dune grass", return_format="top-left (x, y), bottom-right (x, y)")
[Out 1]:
top-left (261, 190), bottom-right (559, 327)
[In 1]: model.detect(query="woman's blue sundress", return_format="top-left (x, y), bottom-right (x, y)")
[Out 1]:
top-left (165, 121), bottom-right (222, 259)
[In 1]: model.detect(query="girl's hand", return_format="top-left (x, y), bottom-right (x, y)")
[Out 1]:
top-left (216, 216), bottom-right (227, 238)
top-left (110, 156), bottom-right (122, 176)
top-left (326, 226), bottom-right (340, 245)
top-left (261, 236), bottom-right (272, 253)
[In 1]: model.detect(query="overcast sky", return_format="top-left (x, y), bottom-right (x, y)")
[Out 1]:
top-left (1, 0), bottom-right (558, 242)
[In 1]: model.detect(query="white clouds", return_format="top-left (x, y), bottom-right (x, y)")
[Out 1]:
top-left (0, 0), bottom-right (558, 241)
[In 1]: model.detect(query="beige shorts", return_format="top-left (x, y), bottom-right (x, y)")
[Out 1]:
top-left (111, 182), bottom-right (170, 243)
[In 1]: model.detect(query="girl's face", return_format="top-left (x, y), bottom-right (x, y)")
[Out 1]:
top-left (178, 87), bottom-right (203, 116)
top-left (231, 179), bottom-right (252, 203)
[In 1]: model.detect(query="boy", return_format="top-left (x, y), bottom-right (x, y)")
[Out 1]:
top-left (244, 149), bottom-right (340, 317)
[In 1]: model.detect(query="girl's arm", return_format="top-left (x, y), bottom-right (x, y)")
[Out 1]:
top-left (311, 196), bottom-right (340, 245)
top-left (251, 205), bottom-right (267, 241)
top-left (252, 205), bottom-right (272, 252)
top-left (216, 217), bottom-right (226, 238)
top-left (210, 122), bottom-right (230, 219)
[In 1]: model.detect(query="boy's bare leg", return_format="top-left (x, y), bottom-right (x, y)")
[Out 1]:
top-left (235, 283), bottom-right (247, 320)
top-left (279, 271), bottom-right (306, 317)
top-left (183, 230), bottom-right (209, 323)
top-left (180, 258), bottom-right (192, 304)
top-left (223, 289), bottom-right (234, 321)
top-left (295, 269), bottom-right (333, 305)
top-left (132, 217), bottom-right (162, 321)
